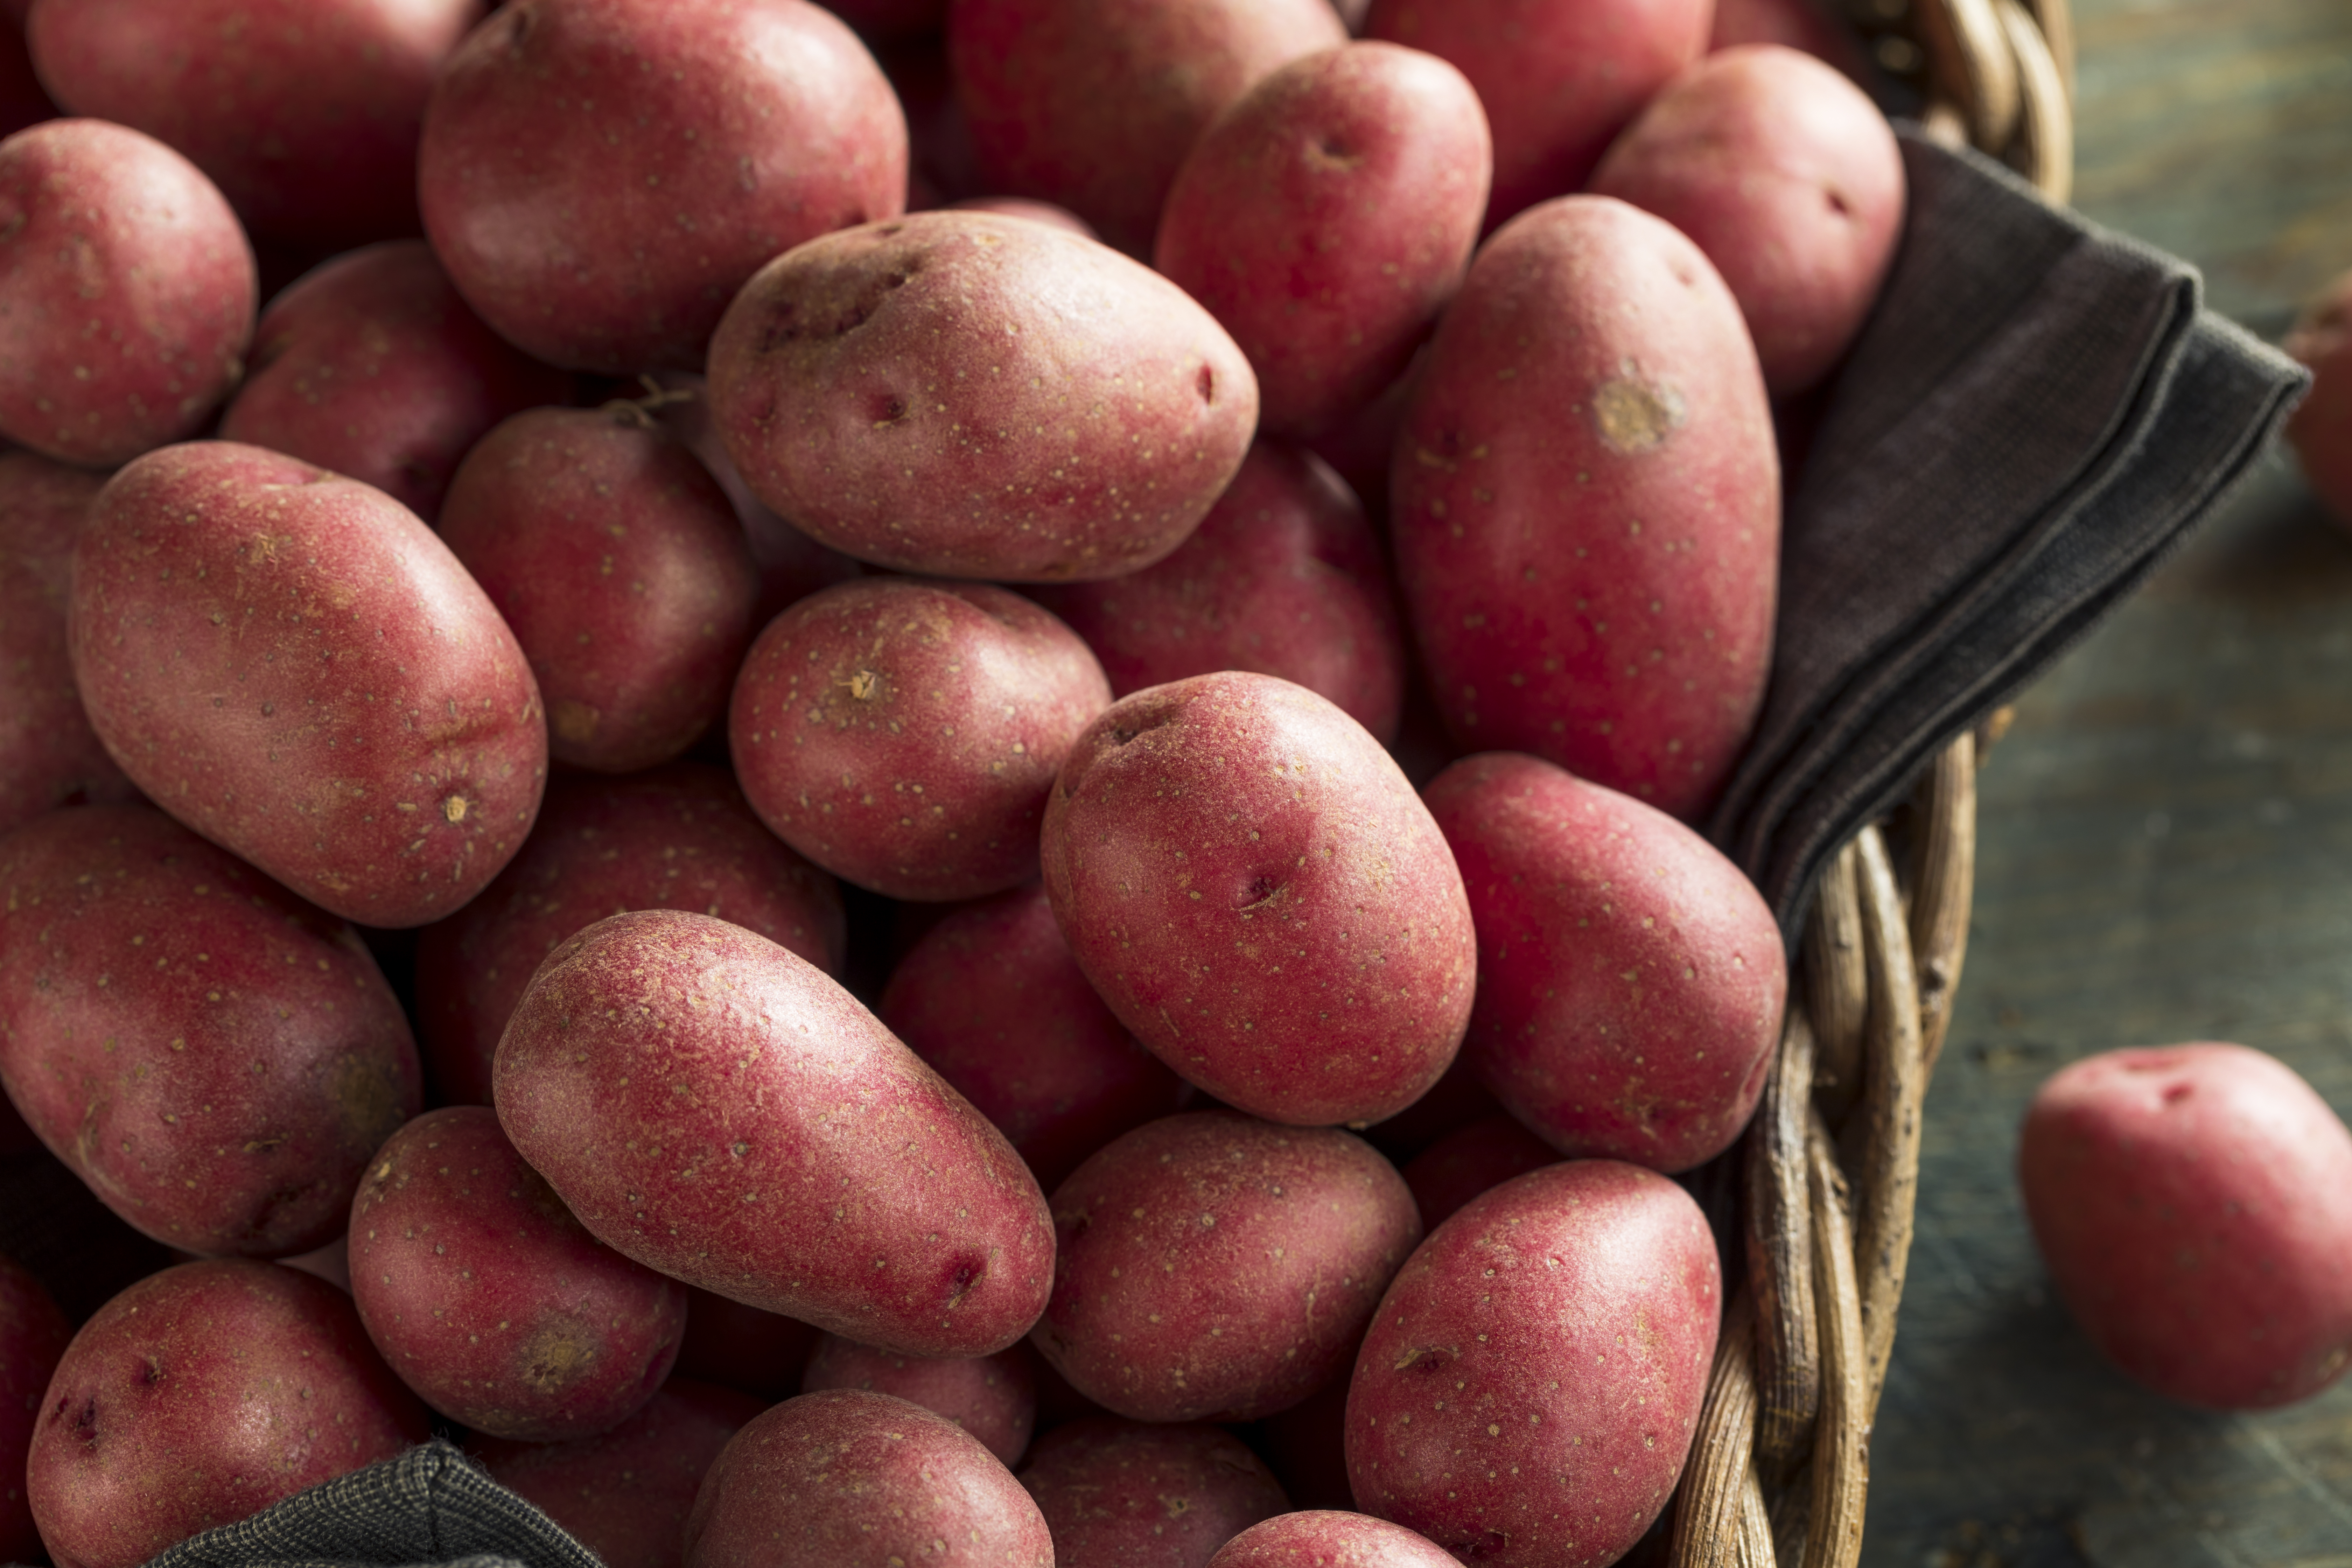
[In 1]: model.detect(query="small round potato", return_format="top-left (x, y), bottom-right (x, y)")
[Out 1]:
top-left (1209, 1512), bottom-right (1462, 1567)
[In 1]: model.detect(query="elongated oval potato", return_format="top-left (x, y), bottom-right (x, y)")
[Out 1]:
top-left (1390, 196), bottom-right (1778, 824)
top-left (68, 441), bottom-right (548, 928)
top-left (494, 908), bottom-right (1055, 1359)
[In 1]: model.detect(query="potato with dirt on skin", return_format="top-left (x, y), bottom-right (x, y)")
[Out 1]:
top-left (0, 804), bottom-right (421, 1258)
top-left (730, 575), bottom-right (1111, 901)
top-left (1392, 197), bottom-right (1779, 824)
top-left (495, 908), bottom-right (1054, 1359)
top-left (707, 210), bottom-right (1258, 584)
top-left (1346, 1161), bottom-right (1720, 1568)
top-left (1041, 671), bottom-right (1477, 1128)
top-left (414, 763), bottom-right (845, 1107)
top-left (801, 1332), bottom-right (1036, 1466)
top-left (69, 441), bottom-right (548, 929)
top-left (1019, 1417), bottom-right (1289, 1568)
top-left (0, 1256), bottom-right (71, 1565)
top-left (2018, 1043), bottom-right (2352, 1409)
top-left (1209, 1512), bottom-right (1461, 1567)
top-left (686, 1389), bottom-right (1051, 1568)
top-left (1033, 1111), bottom-right (1420, 1424)
top-left (26, 1261), bottom-right (429, 1568)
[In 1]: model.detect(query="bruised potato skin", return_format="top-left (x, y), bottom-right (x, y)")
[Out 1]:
top-left (493, 909), bottom-right (1055, 1359)
top-left (685, 1389), bottom-right (1053, 1568)
top-left (1390, 197), bottom-right (1778, 824)
top-left (707, 211), bottom-right (1258, 583)
top-left (0, 805), bottom-right (421, 1258)
top-left (1426, 753), bottom-right (1785, 1175)
top-left (26, 1261), bottom-right (429, 1568)
top-left (68, 441), bottom-right (548, 929)
top-left (729, 576), bottom-right (1112, 901)
top-left (1040, 671), bottom-right (1476, 1128)
top-left (1345, 1161), bottom-right (1720, 1568)
top-left (1033, 1111), bottom-right (1421, 1424)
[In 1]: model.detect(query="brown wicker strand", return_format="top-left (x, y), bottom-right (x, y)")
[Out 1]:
top-left (1736, 1463), bottom-right (1778, 1567)
top-left (1998, 0), bottom-right (2075, 202)
top-left (1745, 1011), bottom-right (1822, 1477)
top-left (1847, 826), bottom-right (1926, 1419)
top-left (1668, 1292), bottom-right (1763, 1568)
top-left (1802, 1108), bottom-right (1871, 1568)
top-left (1905, 732), bottom-right (1977, 1085)
top-left (1802, 842), bottom-right (1869, 1128)
top-left (2020, 0), bottom-right (2076, 103)
top-left (1912, 0), bottom-right (2021, 153)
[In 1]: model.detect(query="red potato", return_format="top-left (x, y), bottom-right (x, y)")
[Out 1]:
top-left (948, 0), bottom-right (1346, 256)
top-left (0, 119), bottom-right (255, 468)
top-left (1707, 0), bottom-right (1872, 80)
top-left (217, 241), bottom-right (571, 522)
top-left (2018, 1043), bottom-right (2352, 1409)
top-left (1155, 43), bottom-right (1490, 440)
top-left (0, 1257), bottom-right (71, 1565)
top-left (414, 764), bottom-right (846, 1107)
top-left (1345, 1161), bottom-right (1721, 1567)
top-left (495, 909), bottom-right (1055, 1359)
top-left (685, 1389), bottom-right (1052, 1568)
top-left (1365, 0), bottom-right (1710, 228)
top-left (1400, 1112), bottom-right (1559, 1231)
top-left (0, 452), bottom-right (135, 838)
top-left (1030, 442), bottom-right (1407, 745)
top-left (473, 1378), bottom-right (768, 1568)
top-left (419, 0), bottom-right (908, 374)
top-left (1210, 1512), bottom-right (1461, 1567)
top-left (2286, 269), bottom-right (2352, 531)
top-left (729, 576), bottom-right (1112, 901)
top-left (1362, 1052), bottom-right (1500, 1163)
top-left (1040, 671), bottom-right (1477, 1128)
top-left (673, 1288), bottom-right (821, 1402)
top-left (436, 404), bottom-right (761, 774)
top-left (707, 210), bottom-right (1259, 583)
top-left (1033, 1112), bottom-right (1420, 1423)
top-left (879, 882), bottom-right (1188, 1194)
top-left (1589, 46), bottom-right (1906, 397)
top-left (69, 441), bottom-right (548, 929)
top-left (1425, 752), bottom-right (1786, 1174)
top-left (800, 1334), bottom-right (1036, 1466)
top-left (0, 804), bottom-right (421, 1258)
top-left (1391, 197), bottom-right (1780, 823)
top-left (951, 195), bottom-right (1098, 237)
top-left (350, 1107), bottom-right (687, 1441)
top-left (26, 1260), bottom-right (429, 1568)
top-left (1018, 1417), bottom-right (1289, 1568)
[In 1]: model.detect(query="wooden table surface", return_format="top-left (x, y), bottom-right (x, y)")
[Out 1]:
top-left (1862, 1), bottom-right (2352, 1561)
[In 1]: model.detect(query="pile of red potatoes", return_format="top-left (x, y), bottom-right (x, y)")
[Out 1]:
top-left (8, 2), bottom-right (2346, 1567)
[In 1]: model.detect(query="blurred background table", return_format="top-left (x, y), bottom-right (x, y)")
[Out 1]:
top-left (1861, 0), bottom-right (2352, 1562)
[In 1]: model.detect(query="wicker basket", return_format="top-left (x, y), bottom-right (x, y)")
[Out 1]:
top-left (1663, 3), bottom-right (2073, 1562)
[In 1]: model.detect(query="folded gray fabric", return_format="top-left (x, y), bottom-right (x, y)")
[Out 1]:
top-left (1707, 127), bottom-right (2311, 939)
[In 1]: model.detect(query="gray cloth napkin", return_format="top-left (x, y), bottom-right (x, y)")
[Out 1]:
top-left (1706, 127), bottom-right (2311, 939)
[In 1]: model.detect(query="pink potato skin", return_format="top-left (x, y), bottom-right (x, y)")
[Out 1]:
top-left (950, 195), bottom-right (1098, 238)
top-left (0, 1257), bottom-right (71, 1564)
top-left (1210, 1512), bottom-right (1461, 1567)
top-left (26, 0), bottom-right (481, 250)
top-left (1034, 1112), bottom-right (1420, 1423)
top-left (1425, 753), bottom-right (1785, 1174)
top-left (2017, 1043), bottom-right (2352, 1410)
top-left (1589, 45), bottom-right (1905, 397)
top-left (708, 211), bottom-right (1259, 583)
top-left (26, 1261), bottom-right (429, 1568)
top-left (1365, 0), bottom-right (1710, 229)
top-left (684, 1389), bottom-right (1052, 1568)
top-left (800, 1334), bottom-right (1036, 1467)
top-left (674, 1288), bottom-right (821, 1401)
top-left (948, 0), bottom-right (1346, 257)
top-left (879, 881), bottom-right (1188, 1194)
top-left (436, 405), bottom-right (760, 773)
top-left (419, 0), bottom-right (908, 374)
top-left (1400, 1113), bottom-right (1559, 1231)
top-left (473, 1378), bottom-right (767, 1568)
top-left (1040, 671), bottom-right (1477, 1128)
top-left (0, 451), bottom-right (135, 836)
top-left (1391, 197), bottom-right (1779, 824)
top-left (494, 909), bottom-right (1056, 1359)
top-left (729, 576), bottom-right (1112, 901)
top-left (0, 805), bottom-right (421, 1258)
top-left (2286, 270), bottom-right (2352, 532)
top-left (1019, 1417), bottom-right (1289, 1568)
top-left (1155, 43), bottom-right (1491, 440)
top-left (68, 441), bottom-right (548, 929)
top-left (1346, 1161), bottom-right (1721, 1567)
top-left (217, 241), bottom-right (571, 522)
top-left (0, 120), bottom-right (255, 468)
top-left (1030, 442), bottom-right (1407, 745)
top-left (349, 1107), bottom-right (688, 1441)
top-left (414, 763), bottom-right (846, 1107)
